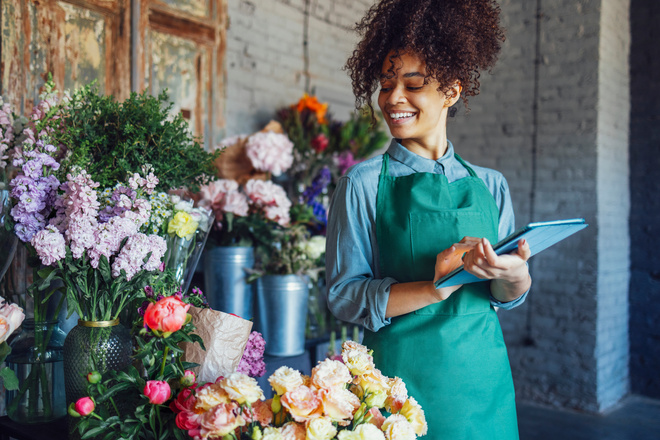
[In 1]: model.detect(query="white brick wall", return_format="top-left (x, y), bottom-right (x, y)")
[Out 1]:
top-left (449, 0), bottom-right (629, 412)
top-left (223, 0), bottom-right (373, 137)
top-left (596, 0), bottom-right (630, 411)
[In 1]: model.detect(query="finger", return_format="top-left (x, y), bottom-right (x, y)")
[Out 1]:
top-left (459, 236), bottom-right (481, 246)
top-left (437, 245), bottom-right (457, 260)
top-left (517, 238), bottom-right (531, 261)
top-left (482, 238), bottom-right (498, 265)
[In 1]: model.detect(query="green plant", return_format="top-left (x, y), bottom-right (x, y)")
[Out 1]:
top-left (50, 82), bottom-right (220, 192)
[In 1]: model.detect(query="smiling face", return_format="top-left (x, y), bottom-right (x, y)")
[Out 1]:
top-left (377, 51), bottom-right (460, 159)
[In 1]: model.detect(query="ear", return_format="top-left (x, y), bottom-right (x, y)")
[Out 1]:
top-left (444, 82), bottom-right (462, 107)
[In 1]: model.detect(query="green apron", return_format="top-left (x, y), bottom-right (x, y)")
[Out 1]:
top-left (362, 153), bottom-right (518, 439)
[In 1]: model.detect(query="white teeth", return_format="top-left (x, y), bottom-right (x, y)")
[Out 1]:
top-left (390, 112), bottom-right (415, 119)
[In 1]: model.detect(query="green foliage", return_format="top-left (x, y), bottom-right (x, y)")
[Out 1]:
top-left (328, 108), bottom-right (389, 159)
top-left (50, 83), bottom-right (220, 192)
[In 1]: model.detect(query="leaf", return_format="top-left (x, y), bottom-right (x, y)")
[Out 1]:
top-left (82, 427), bottom-right (107, 439)
top-left (0, 366), bottom-right (19, 390)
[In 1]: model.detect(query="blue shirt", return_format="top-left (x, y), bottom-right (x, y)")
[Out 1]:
top-left (325, 139), bottom-right (528, 332)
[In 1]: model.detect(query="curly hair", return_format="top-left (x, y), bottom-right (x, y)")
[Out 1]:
top-left (345, 0), bottom-right (505, 116)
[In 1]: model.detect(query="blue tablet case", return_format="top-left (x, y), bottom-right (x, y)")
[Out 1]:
top-left (434, 218), bottom-right (588, 288)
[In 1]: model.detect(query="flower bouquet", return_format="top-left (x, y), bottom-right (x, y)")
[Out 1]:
top-left (162, 195), bottom-right (214, 293)
top-left (173, 340), bottom-right (427, 439)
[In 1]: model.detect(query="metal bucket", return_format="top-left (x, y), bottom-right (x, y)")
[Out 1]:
top-left (255, 274), bottom-right (309, 357)
top-left (203, 246), bottom-right (254, 320)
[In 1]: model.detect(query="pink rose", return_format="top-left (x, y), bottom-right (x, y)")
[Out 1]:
top-left (0, 300), bottom-right (25, 344)
top-left (144, 380), bottom-right (172, 404)
top-left (318, 387), bottom-right (360, 425)
top-left (281, 385), bottom-right (322, 423)
top-left (143, 296), bottom-right (191, 334)
top-left (74, 397), bottom-right (95, 416)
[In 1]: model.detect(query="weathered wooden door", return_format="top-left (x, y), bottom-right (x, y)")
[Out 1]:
top-left (134, 0), bottom-right (226, 147)
top-left (0, 0), bottom-right (225, 147)
top-left (1, 0), bottom-right (130, 114)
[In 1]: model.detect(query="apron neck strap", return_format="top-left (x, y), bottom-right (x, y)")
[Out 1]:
top-left (454, 153), bottom-right (478, 177)
top-left (381, 152), bottom-right (391, 176)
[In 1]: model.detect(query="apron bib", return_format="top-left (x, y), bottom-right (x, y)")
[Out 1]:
top-left (363, 153), bottom-right (518, 439)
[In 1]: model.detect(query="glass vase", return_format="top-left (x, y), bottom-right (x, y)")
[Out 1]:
top-left (62, 319), bottom-right (132, 407)
top-left (5, 319), bottom-right (67, 423)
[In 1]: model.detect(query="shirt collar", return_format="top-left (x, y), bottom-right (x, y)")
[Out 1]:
top-left (386, 138), bottom-right (456, 173)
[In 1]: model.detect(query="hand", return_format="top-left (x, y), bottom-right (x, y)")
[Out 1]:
top-left (431, 239), bottom-right (477, 301)
top-left (462, 237), bottom-right (531, 284)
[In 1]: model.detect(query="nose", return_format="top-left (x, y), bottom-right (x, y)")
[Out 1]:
top-left (386, 85), bottom-right (406, 106)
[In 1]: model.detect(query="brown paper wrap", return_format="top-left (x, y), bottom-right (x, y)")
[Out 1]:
top-left (182, 307), bottom-right (253, 383)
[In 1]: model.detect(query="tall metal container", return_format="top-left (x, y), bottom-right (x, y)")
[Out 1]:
top-left (255, 274), bottom-right (309, 357)
top-left (203, 246), bottom-right (255, 320)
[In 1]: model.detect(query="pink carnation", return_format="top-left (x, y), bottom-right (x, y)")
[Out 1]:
top-left (31, 225), bottom-right (65, 266)
top-left (245, 131), bottom-right (294, 176)
top-left (221, 190), bottom-right (249, 217)
top-left (244, 179), bottom-right (291, 226)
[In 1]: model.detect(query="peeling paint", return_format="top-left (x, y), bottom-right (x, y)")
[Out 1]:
top-left (160, 0), bottom-right (210, 18)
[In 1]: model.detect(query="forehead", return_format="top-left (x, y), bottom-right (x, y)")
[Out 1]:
top-left (380, 51), bottom-right (427, 77)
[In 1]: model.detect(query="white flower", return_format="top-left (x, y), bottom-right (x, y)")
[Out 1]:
top-left (298, 235), bottom-right (326, 260)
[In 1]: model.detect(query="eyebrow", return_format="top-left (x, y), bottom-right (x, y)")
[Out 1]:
top-left (379, 71), bottom-right (425, 79)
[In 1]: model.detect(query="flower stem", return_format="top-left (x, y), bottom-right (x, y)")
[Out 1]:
top-left (159, 346), bottom-right (169, 379)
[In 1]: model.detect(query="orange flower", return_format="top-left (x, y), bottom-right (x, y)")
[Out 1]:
top-left (295, 93), bottom-right (328, 124)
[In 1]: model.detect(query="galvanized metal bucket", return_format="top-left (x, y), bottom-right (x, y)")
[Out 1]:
top-left (255, 274), bottom-right (309, 357)
top-left (203, 246), bottom-right (255, 320)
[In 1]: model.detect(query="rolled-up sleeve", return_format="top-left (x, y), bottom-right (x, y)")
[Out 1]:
top-left (325, 175), bottom-right (397, 332)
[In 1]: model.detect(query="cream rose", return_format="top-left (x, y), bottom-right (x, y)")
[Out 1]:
top-left (354, 423), bottom-right (387, 440)
top-left (311, 359), bottom-right (352, 390)
top-left (262, 427), bottom-right (285, 440)
top-left (195, 383), bottom-right (230, 411)
top-left (306, 416), bottom-right (338, 440)
top-left (219, 372), bottom-right (265, 405)
top-left (269, 366), bottom-right (304, 396)
top-left (342, 349), bottom-right (375, 376)
top-left (385, 377), bottom-right (408, 413)
top-left (341, 340), bottom-right (369, 354)
top-left (280, 385), bottom-right (321, 423)
top-left (400, 397), bottom-right (428, 436)
top-left (382, 414), bottom-right (416, 440)
top-left (318, 387), bottom-right (360, 425)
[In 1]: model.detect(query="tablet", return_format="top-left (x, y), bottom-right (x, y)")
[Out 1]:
top-left (433, 218), bottom-right (588, 288)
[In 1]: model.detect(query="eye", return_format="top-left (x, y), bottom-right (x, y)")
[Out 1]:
top-left (379, 86), bottom-right (391, 93)
top-left (407, 86), bottom-right (423, 91)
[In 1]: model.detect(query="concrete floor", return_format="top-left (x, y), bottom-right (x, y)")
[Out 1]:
top-left (517, 395), bottom-right (660, 440)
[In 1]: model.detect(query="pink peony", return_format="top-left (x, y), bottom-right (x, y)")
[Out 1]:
top-left (144, 380), bottom-right (171, 405)
top-left (245, 131), bottom-right (294, 176)
top-left (31, 225), bottom-right (66, 266)
top-left (74, 397), bottom-right (95, 416)
top-left (143, 296), bottom-right (190, 334)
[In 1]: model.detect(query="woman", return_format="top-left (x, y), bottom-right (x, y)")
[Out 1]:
top-left (325, 0), bottom-right (532, 438)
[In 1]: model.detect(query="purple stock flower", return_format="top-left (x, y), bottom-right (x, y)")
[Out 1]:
top-left (144, 286), bottom-right (154, 298)
top-left (137, 301), bottom-right (150, 317)
top-left (236, 331), bottom-right (266, 378)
